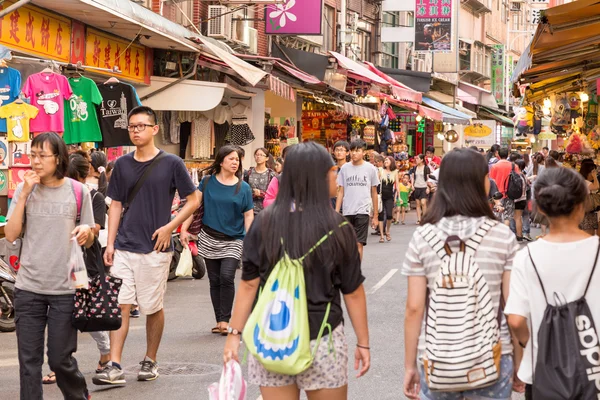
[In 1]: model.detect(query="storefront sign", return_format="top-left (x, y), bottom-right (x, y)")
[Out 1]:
top-left (414, 0), bottom-right (452, 53)
top-left (491, 45), bottom-right (504, 105)
top-left (0, 0), bottom-right (71, 62)
top-left (266, 0), bottom-right (323, 35)
top-left (85, 28), bottom-right (147, 83)
top-left (464, 120), bottom-right (496, 146)
top-left (302, 108), bottom-right (347, 146)
top-left (538, 132), bottom-right (557, 140)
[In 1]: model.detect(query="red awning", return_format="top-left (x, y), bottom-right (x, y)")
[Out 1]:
top-left (275, 61), bottom-right (323, 85)
top-left (418, 105), bottom-right (443, 121)
top-left (329, 51), bottom-right (391, 86)
top-left (364, 62), bottom-right (422, 103)
top-left (381, 94), bottom-right (443, 120)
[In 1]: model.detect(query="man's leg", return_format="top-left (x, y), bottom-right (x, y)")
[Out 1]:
top-left (110, 304), bottom-right (132, 364)
top-left (14, 289), bottom-right (47, 400)
top-left (145, 308), bottom-right (164, 361)
top-left (47, 294), bottom-right (88, 399)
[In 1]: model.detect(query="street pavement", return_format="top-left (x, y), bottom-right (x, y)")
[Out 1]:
top-left (0, 211), bottom-right (527, 399)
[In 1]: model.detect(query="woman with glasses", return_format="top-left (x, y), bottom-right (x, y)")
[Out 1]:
top-left (244, 147), bottom-right (277, 215)
top-left (5, 132), bottom-right (95, 399)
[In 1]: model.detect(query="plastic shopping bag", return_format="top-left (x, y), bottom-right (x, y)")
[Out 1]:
top-left (69, 238), bottom-right (89, 290)
top-left (175, 247), bottom-right (193, 277)
top-left (208, 360), bottom-right (247, 400)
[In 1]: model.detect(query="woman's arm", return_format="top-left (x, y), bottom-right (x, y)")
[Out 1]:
top-left (404, 275), bottom-right (427, 399)
top-left (343, 284), bottom-right (371, 378)
top-left (223, 277), bottom-right (260, 362)
top-left (244, 209), bottom-right (254, 233)
top-left (589, 172), bottom-right (599, 192)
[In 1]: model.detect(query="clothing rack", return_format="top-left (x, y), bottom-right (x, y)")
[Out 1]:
top-left (9, 55), bottom-right (121, 75)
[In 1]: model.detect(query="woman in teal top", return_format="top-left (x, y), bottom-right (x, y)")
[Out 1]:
top-left (181, 145), bottom-right (254, 335)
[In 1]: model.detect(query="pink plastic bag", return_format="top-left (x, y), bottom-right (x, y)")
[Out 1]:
top-left (208, 360), bottom-right (247, 400)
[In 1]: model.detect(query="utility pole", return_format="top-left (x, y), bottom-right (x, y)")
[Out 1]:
top-left (339, 0), bottom-right (347, 56)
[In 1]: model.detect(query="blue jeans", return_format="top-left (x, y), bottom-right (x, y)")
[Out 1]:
top-left (510, 208), bottom-right (530, 235)
top-left (419, 355), bottom-right (514, 400)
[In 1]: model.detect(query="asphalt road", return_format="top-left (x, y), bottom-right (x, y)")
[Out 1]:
top-left (0, 211), bottom-right (526, 399)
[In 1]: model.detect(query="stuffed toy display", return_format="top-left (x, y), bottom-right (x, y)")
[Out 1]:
top-left (551, 94), bottom-right (572, 133)
top-left (565, 131), bottom-right (594, 155)
top-left (568, 92), bottom-right (582, 121)
top-left (533, 103), bottom-right (543, 135)
top-left (514, 105), bottom-right (534, 136)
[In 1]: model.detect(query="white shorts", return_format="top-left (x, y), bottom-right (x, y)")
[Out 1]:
top-left (111, 250), bottom-right (173, 315)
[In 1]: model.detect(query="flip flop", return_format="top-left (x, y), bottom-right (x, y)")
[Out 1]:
top-left (211, 326), bottom-right (221, 334)
top-left (42, 372), bottom-right (56, 385)
top-left (379, 237), bottom-right (385, 243)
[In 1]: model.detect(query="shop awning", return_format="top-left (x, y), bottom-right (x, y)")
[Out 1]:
top-left (418, 105), bottom-right (443, 121)
top-left (272, 45), bottom-right (330, 81)
top-left (269, 76), bottom-right (296, 102)
top-left (343, 102), bottom-right (381, 122)
top-left (421, 96), bottom-right (473, 124)
top-left (383, 95), bottom-right (444, 121)
top-left (458, 81), bottom-right (499, 109)
top-left (329, 51), bottom-right (390, 86)
top-left (364, 62), bottom-right (422, 103)
top-left (136, 77), bottom-right (255, 111)
top-left (375, 66), bottom-right (432, 93)
top-left (274, 61), bottom-right (323, 85)
top-left (479, 107), bottom-right (514, 127)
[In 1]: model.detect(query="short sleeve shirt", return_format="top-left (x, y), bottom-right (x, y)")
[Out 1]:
top-left (63, 77), bottom-right (103, 144)
top-left (336, 161), bottom-right (380, 216)
top-left (7, 179), bottom-right (95, 295)
top-left (0, 67), bottom-right (22, 133)
top-left (0, 102), bottom-right (39, 141)
top-left (22, 72), bottom-right (73, 133)
top-left (107, 151), bottom-right (197, 254)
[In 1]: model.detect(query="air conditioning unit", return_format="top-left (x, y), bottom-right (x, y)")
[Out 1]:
top-left (510, 2), bottom-right (522, 12)
top-left (247, 27), bottom-right (258, 54)
top-left (207, 6), bottom-right (232, 39)
top-left (415, 58), bottom-right (425, 72)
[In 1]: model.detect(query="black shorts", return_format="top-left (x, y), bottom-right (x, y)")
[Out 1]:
top-left (515, 200), bottom-right (527, 210)
top-left (345, 214), bottom-right (369, 245)
top-left (413, 187), bottom-right (428, 200)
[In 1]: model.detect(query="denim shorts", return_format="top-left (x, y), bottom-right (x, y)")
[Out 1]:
top-left (419, 355), bottom-right (514, 400)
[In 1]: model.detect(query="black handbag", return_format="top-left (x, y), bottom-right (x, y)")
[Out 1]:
top-left (72, 245), bottom-right (123, 332)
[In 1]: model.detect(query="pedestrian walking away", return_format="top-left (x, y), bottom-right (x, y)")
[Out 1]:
top-left (5, 132), bottom-right (96, 400)
top-left (223, 142), bottom-right (370, 400)
top-left (335, 139), bottom-right (380, 260)
top-left (506, 167), bottom-right (600, 399)
top-left (94, 106), bottom-right (199, 386)
top-left (377, 156), bottom-right (399, 242)
top-left (181, 145), bottom-right (254, 336)
top-left (403, 148), bottom-right (519, 400)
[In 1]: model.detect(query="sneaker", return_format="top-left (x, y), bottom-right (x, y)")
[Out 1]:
top-left (92, 364), bottom-right (126, 386)
top-left (138, 359), bottom-right (159, 381)
top-left (516, 236), bottom-right (524, 242)
top-left (522, 235), bottom-right (533, 242)
top-left (130, 308), bottom-right (140, 318)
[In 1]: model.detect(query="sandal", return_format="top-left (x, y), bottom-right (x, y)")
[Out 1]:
top-left (211, 326), bottom-right (221, 334)
top-left (42, 372), bottom-right (56, 385)
top-left (386, 233), bottom-right (391, 242)
top-left (379, 237), bottom-right (385, 243)
top-left (96, 360), bottom-right (110, 374)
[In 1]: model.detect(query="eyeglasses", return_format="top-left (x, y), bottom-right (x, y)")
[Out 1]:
top-left (255, 154), bottom-right (267, 158)
top-left (29, 153), bottom-right (56, 161)
top-left (127, 124), bottom-right (155, 132)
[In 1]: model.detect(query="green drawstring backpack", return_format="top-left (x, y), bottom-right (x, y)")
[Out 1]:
top-left (242, 222), bottom-right (348, 375)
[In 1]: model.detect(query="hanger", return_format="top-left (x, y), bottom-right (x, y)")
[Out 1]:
top-left (14, 97), bottom-right (23, 104)
top-left (104, 77), bottom-right (120, 84)
top-left (0, 59), bottom-right (7, 68)
top-left (41, 67), bottom-right (54, 74)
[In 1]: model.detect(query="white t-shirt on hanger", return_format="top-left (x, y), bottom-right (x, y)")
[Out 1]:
top-left (505, 236), bottom-right (600, 384)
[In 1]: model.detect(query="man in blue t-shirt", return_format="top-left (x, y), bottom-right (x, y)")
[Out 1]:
top-left (94, 106), bottom-right (199, 386)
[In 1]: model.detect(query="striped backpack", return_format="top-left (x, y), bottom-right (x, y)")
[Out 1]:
top-left (419, 220), bottom-right (502, 392)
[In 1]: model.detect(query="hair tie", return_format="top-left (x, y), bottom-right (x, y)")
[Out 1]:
top-left (97, 166), bottom-right (106, 174)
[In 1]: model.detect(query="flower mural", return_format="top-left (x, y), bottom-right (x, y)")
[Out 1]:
top-left (268, 0), bottom-right (297, 30)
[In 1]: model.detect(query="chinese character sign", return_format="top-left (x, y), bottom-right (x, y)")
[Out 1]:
top-left (415, 0), bottom-right (452, 52)
top-left (266, 0), bottom-right (323, 35)
top-left (0, 1), bottom-right (71, 62)
top-left (84, 28), bottom-right (146, 83)
top-left (491, 44), bottom-right (505, 105)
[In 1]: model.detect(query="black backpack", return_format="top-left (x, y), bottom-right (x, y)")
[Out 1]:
top-left (506, 163), bottom-right (524, 200)
top-left (527, 241), bottom-right (600, 399)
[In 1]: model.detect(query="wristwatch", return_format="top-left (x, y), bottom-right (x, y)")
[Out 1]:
top-left (227, 326), bottom-right (242, 336)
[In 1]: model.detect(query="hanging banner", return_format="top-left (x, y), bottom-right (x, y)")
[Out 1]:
top-left (464, 120), bottom-right (496, 146)
top-left (491, 45), bottom-right (505, 105)
top-left (85, 28), bottom-right (147, 83)
top-left (0, 0), bottom-right (71, 62)
top-left (415, 0), bottom-right (452, 52)
top-left (266, 0), bottom-right (323, 35)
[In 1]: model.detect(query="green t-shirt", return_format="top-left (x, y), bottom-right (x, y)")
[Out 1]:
top-left (63, 76), bottom-right (103, 144)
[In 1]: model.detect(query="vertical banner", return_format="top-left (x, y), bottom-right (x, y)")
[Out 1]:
top-left (266, 0), bottom-right (323, 35)
top-left (415, 0), bottom-right (452, 52)
top-left (491, 45), bottom-right (505, 105)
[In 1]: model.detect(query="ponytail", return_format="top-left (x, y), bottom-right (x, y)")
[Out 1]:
top-left (90, 151), bottom-right (108, 196)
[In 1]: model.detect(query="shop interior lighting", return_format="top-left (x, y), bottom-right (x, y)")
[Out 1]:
top-left (436, 133), bottom-right (445, 141)
top-left (530, 137), bottom-right (536, 143)
top-left (416, 115), bottom-right (423, 122)
top-left (580, 92), bottom-right (589, 102)
top-left (543, 106), bottom-right (551, 115)
top-left (543, 97), bottom-right (552, 108)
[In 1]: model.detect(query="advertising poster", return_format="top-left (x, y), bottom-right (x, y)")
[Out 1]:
top-left (415, 0), bottom-right (453, 52)
top-left (301, 109), bottom-right (348, 148)
top-left (491, 45), bottom-right (505, 105)
top-left (464, 120), bottom-right (496, 147)
top-left (10, 141), bottom-right (31, 167)
top-left (266, 0), bottom-right (323, 35)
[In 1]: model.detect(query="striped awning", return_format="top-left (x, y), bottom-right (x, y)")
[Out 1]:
top-left (269, 76), bottom-right (296, 102)
top-left (344, 102), bottom-right (381, 122)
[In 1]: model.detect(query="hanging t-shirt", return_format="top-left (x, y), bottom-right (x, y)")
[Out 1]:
top-left (0, 67), bottom-right (22, 133)
top-left (22, 72), bottom-right (73, 133)
top-left (97, 82), bottom-right (141, 147)
top-left (63, 77), bottom-right (103, 145)
top-left (0, 102), bottom-right (39, 142)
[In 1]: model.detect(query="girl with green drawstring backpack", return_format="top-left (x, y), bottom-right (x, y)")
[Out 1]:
top-left (222, 142), bottom-right (370, 400)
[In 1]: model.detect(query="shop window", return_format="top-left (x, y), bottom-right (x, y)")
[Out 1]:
top-left (459, 40), bottom-right (472, 71)
top-left (383, 11), bottom-right (399, 27)
top-left (355, 30), bottom-right (372, 62)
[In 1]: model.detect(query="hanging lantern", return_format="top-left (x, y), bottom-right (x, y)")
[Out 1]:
top-left (444, 130), bottom-right (459, 143)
